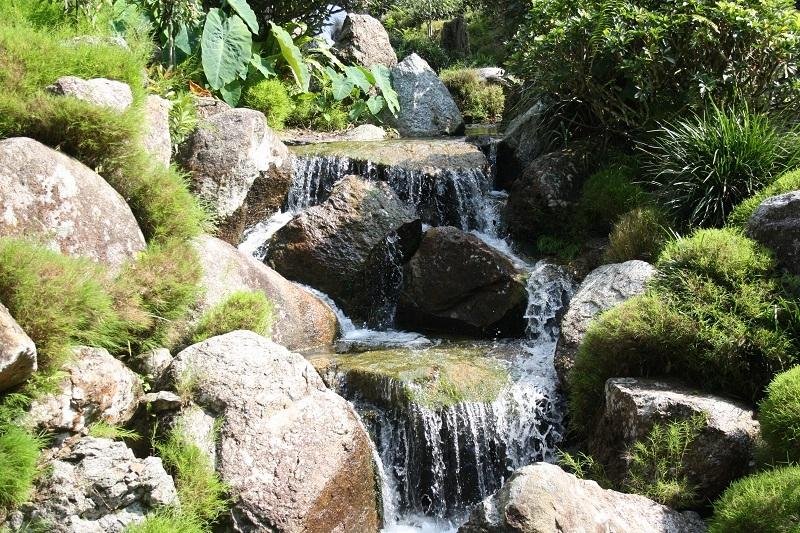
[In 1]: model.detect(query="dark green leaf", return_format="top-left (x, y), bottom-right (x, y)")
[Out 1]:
top-left (201, 9), bottom-right (252, 90)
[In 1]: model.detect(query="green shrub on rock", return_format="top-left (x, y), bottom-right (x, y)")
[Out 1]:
top-left (440, 68), bottom-right (504, 123)
top-left (189, 291), bottom-right (274, 345)
top-left (728, 169), bottom-right (800, 229)
top-left (242, 78), bottom-right (294, 131)
top-left (759, 366), bottom-right (800, 462)
top-left (604, 207), bottom-right (669, 263)
top-left (709, 466), bottom-right (800, 533)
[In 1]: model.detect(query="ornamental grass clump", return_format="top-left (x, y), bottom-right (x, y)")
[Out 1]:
top-left (189, 291), bottom-right (274, 345)
top-left (0, 423), bottom-right (43, 510)
top-left (759, 366), bottom-right (800, 462)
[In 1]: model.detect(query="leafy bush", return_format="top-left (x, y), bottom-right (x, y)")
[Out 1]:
top-left (642, 104), bottom-right (800, 228)
top-left (0, 424), bottom-right (42, 509)
top-left (604, 207), bottom-right (668, 263)
top-left (287, 93), bottom-right (350, 131)
top-left (391, 27), bottom-right (452, 72)
top-left (440, 68), bottom-right (504, 122)
top-left (509, 0), bottom-right (800, 133)
top-left (242, 78), bottom-right (293, 130)
top-left (190, 291), bottom-right (274, 344)
top-left (759, 366), bottom-right (800, 462)
top-left (709, 466), bottom-right (800, 533)
top-left (728, 169), bottom-right (800, 229)
top-left (575, 163), bottom-right (646, 236)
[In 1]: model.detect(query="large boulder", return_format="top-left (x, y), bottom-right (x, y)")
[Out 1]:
top-left (20, 437), bottom-right (177, 533)
top-left (746, 191), bottom-right (800, 276)
top-left (592, 378), bottom-right (760, 503)
top-left (496, 99), bottom-right (550, 187)
top-left (0, 303), bottom-right (36, 392)
top-left (46, 76), bottom-right (133, 112)
top-left (268, 175), bottom-right (422, 326)
top-left (334, 14), bottom-right (397, 68)
top-left (0, 137), bottom-right (146, 269)
top-left (170, 331), bottom-right (380, 532)
top-left (27, 347), bottom-right (143, 435)
top-left (142, 94), bottom-right (171, 166)
top-left (397, 226), bottom-right (527, 335)
top-left (187, 235), bottom-right (337, 351)
top-left (555, 260), bottom-right (656, 383)
top-left (178, 108), bottom-right (292, 244)
top-left (506, 144), bottom-right (596, 240)
top-left (387, 54), bottom-right (464, 137)
top-left (460, 462), bottom-right (706, 533)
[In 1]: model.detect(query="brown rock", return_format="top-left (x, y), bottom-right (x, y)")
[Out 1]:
top-left (0, 302), bottom-right (36, 392)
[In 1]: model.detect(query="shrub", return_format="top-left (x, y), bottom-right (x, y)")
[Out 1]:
top-left (759, 366), bottom-right (800, 462)
top-left (508, 0), bottom-right (800, 133)
top-left (604, 207), bottom-right (669, 263)
top-left (189, 291), bottom-right (274, 345)
top-left (242, 78), bottom-right (294, 130)
top-left (286, 94), bottom-right (349, 132)
top-left (642, 104), bottom-right (800, 228)
top-left (575, 163), bottom-right (646, 236)
top-left (440, 68), bottom-right (505, 122)
top-left (709, 466), bottom-right (800, 533)
top-left (0, 424), bottom-right (42, 509)
top-left (558, 451), bottom-right (610, 488)
top-left (728, 169), bottom-right (800, 229)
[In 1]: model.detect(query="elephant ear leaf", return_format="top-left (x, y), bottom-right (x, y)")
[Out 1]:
top-left (270, 22), bottom-right (311, 92)
top-left (201, 8), bottom-right (252, 90)
top-left (226, 0), bottom-right (259, 34)
top-left (371, 64), bottom-right (399, 115)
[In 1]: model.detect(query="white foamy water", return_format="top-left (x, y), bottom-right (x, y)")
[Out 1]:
top-left (238, 210), bottom-right (296, 261)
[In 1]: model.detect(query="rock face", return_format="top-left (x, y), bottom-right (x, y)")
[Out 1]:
top-left (142, 94), bottom-right (171, 166)
top-left (194, 95), bottom-right (232, 119)
top-left (746, 191), bottom-right (800, 276)
top-left (0, 137), bottom-right (146, 269)
top-left (496, 100), bottom-right (549, 187)
top-left (0, 303), bottom-right (36, 392)
top-left (388, 54), bottom-right (464, 137)
top-left (555, 260), bottom-right (656, 383)
top-left (268, 175), bottom-right (422, 325)
top-left (460, 463), bottom-right (706, 533)
top-left (28, 347), bottom-right (143, 434)
top-left (334, 14), bottom-right (397, 68)
top-left (23, 437), bottom-right (177, 533)
top-left (46, 76), bottom-right (133, 112)
top-left (507, 144), bottom-right (595, 239)
top-left (179, 108), bottom-right (292, 244)
top-left (337, 124), bottom-right (387, 141)
top-left (398, 227), bottom-right (527, 335)
top-left (593, 378), bottom-right (760, 503)
top-left (171, 331), bottom-right (380, 533)
top-left (189, 235), bottom-right (337, 351)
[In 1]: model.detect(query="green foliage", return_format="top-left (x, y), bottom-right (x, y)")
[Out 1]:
top-left (189, 291), bottom-right (274, 344)
top-left (604, 207), bottom-right (669, 263)
top-left (137, 0), bottom-right (204, 67)
top-left (200, 7), bottom-right (252, 93)
top-left (728, 169), bottom-right (800, 229)
top-left (709, 466), bottom-right (800, 533)
top-left (625, 415), bottom-right (705, 509)
top-left (509, 0), bottom-right (800, 134)
top-left (87, 421), bottom-right (141, 441)
top-left (242, 78), bottom-right (294, 130)
top-left (126, 508), bottom-right (203, 533)
top-left (575, 163), bottom-right (646, 236)
top-left (642, 104), bottom-right (800, 228)
top-left (391, 26), bottom-right (452, 72)
top-left (269, 21), bottom-right (310, 92)
top-left (558, 451), bottom-right (610, 487)
top-left (440, 68), bottom-right (504, 123)
top-left (168, 90), bottom-right (198, 148)
top-left (535, 235), bottom-right (581, 261)
top-left (759, 366), bottom-right (800, 462)
top-left (0, 424), bottom-right (42, 509)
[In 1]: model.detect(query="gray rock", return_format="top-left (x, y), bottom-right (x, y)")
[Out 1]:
top-left (746, 191), bottom-right (800, 275)
top-left (475, 67), bottom-right (507, 84)
top-left (46, 76), bottom-right (133, 112)
top-left (142, 94), bottom-right (172, 166)
top-left (555, 260), bottom-right (656, 383)
top-left (0, 302), bottom-right (36, 392)
top-left (193, 96), bottom-right (232, 119)
top-left (398, 226), bottom-right (528, 335)
top-left (66, 35), bottom-right (129, 50)
top-left (334, 14), bottom-right (398, 68)
top-left (460, 462), bottom-right (706, 533)
top-left (593, 378), bottom-right (760, 503)
top-left (27, 347), bottom-right (143, 434)
top-left (165, 403), bottom-right (218, 468)
top-left (22, 437), bottom-right (177, 533)
top-left (496, 99), bottom-right (550, 185)
top-left (336, 124), bottom-right (387, 141)
top-left (132, 348), bottom-right (173, 387)
top-left (268, 175), bottom-right (422, 325)
top-left (179, 108), bottom-right (292, 244)
top-left (171, 331), bottom-right (380, 532)
top-left (387, 54), bottom-right (464, 137)
top-left (0, 137), bottom-right (146, 270)
top-left (142, 391), bottom-right (182, 412)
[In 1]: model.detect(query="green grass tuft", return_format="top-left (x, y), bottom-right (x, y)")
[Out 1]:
top-left (576, 163), bottom-right (647, 236)
top-left (188, 291), bottom-right (274, 345)
top-left (604, 206), bottom-right (670, 263)
top-left (728, 169), bottom-right (800, 229)
top-left (759, 366), bottom-right (800, 463)
top-left (87, 421), bottom-right (141, 441)
top-left (126, 508), bottom-right (203, 533)
top-left (242, 78), bottom-right (294, 131)
top-left (0, 423), bottom-right (42, 509)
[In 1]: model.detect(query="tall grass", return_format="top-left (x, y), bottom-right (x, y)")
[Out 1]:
top-left (188, 291), bottom-right (274, 345)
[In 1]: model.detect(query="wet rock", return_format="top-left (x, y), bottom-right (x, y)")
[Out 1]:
top-left (0, 137), bottom-right (146, 269)
top-left (22, 437), bottom-right (177, 533)
top-left (334, 14), bottom-right (397, 68)
top-left (171, 331), bottom-right (380, 533)
top-left (506, 144), bottom-right (596, 240)
top-left (398, 226), bottom-right (527, 335)
top-left (0, 303), bottom-right (36, 393)
top-left (142, 94), bottom-right (171, 166)
top-left (46, 76), bottom-right (133, 112)
top-left (27, 347), bottom-right (143, 435)
top-left (178, 108), bottom-right (292, 244)
top-left (555, 260), bottom-right (655, 383)
top-left (746, 191), bottom-right (800, 276)
top-left (387, 54), bottom-right (464, 137)
top-left (593, 378), bottom-right (760, 503)
top-left (460, 462), bottom-right (706, 533)
top-left (496, 99), bottom-right (550, 187)
top-left (268, 175), bottom-right (422, 326)
top-left (185, 235), bottom-right (337, 351)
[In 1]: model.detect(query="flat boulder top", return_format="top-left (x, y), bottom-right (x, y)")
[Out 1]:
top-left (289, 138), bottom-right (487, 170)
